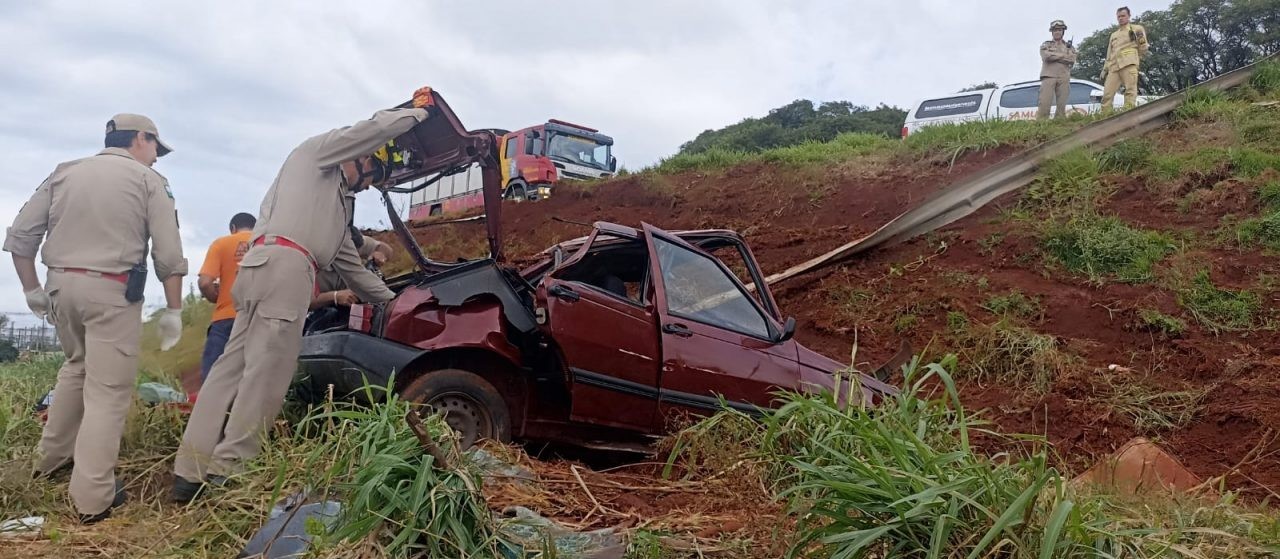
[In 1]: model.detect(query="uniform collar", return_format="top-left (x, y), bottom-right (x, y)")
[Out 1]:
top-left (98, 147), bottom-right (140, 162)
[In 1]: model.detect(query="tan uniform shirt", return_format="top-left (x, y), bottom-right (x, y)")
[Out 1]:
top-left (1105, 23), bottom-right (1149, 71)
top-left (316, 235), bottom-right (386, 293)
top-left (4, 148), bottom-right (187, 280)
top-left (253, 108), bottom-right (426, 303)
top-left (1040, 40), bottom-right (1077, 79)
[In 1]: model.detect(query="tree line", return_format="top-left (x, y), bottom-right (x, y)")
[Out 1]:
top-left (677, 100), bottom-right (907, 156)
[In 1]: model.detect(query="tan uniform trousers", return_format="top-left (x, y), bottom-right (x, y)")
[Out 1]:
top-left (39, 270), bottom-right (141, 516)
top-left (175, 245), bottom-right (313, 480)
top-left (1102, 66), bottom-right (1140, 111)
top-left (1036, 76), bottom-right (1071, 120)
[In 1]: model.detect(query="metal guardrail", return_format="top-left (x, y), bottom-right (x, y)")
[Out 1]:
top-left (766, 54), bottom-right (1278, 286)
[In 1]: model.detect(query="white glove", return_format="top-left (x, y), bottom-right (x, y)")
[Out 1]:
top-left (24, 287), bottom-right (51, 322)
top-left (158, 308), bottom-right (183, 351)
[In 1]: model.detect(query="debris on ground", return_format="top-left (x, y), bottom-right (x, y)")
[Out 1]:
top-left (239, 491), bottom-right (342, 559)
top-left (1072, 437), bottom-right (1210, 496)
top-left (0, 516), bottom-right (43, 538)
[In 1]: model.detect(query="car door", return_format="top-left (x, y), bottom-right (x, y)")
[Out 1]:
top-left (542, 229), bottom-right (660, 432)
top-left (641, 224), bottom-right (799, 421)
top-left (995, 85), bottom-right (1040, 120)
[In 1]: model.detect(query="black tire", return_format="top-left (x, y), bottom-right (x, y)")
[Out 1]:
top-left (401, 369), bottom-right (511, 448)
top-left (504, 180), bottom-right (529, 202)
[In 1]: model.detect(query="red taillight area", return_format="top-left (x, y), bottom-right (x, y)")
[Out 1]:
top-left (348, 304), bottom-right (373, 332)
top-left (901, 126), bottom-right (909, 138)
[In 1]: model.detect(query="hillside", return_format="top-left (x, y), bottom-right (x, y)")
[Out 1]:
top-left (395, 72), bottom-right (1280, 501)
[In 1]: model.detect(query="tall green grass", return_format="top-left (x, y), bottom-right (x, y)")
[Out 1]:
top-left (651, 132), bottom-right (895, 173)
top-left (683, 357), bottom-right (1280, 558)
top-left (904, 118), bottom-right (1081, 164)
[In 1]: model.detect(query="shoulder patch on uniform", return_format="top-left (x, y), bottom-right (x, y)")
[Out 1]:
top-left (164, 182), bottom-right (174, 199)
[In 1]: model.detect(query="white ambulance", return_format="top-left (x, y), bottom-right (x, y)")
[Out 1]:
top-left (901, 78), bottom-right (1149, 137)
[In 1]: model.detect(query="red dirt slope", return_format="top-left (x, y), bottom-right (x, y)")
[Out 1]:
top-left (386, 146), bottom-right (1280, 501)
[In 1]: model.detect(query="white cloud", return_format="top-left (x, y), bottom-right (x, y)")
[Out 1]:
top-left (0, 0), bottom-right (1172, 318)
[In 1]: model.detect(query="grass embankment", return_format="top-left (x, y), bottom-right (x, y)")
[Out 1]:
top-left (4, 354), bottom-right (1278, 558)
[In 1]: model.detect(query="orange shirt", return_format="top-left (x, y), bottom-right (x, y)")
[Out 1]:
top-left (199, 231), bottom-right (252, 322)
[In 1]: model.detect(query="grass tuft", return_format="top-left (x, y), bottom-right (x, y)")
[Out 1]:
top-left (1098, 375), bottom-right (1206, 433)
top-left (1174, 88), bottom-right (1241, 121)
top-left (1249, 60), bottom-right (1280, 94)
top-left (1137, 308), bottom-right (1188, 336)
top-left (982, 291), bottom-right (1042, 320)
top-left (1024, 149), bottom-right (1105, 213)
top-left (959, 321), bottom-right (1070, 392)
top-left (1042, 215), bottom-right (1175, 283)
top-left (1097, 139), bottom-right (1154, 174)
top-left (1177, 271), bottom-right (1260, 333)
top-left (1236, 209), bottom-right (1280, 250)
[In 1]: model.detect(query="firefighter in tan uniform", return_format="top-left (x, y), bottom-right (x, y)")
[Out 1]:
top-left (4, 114), bottom-right (187, 523)
top-left (310, 231), bottom-right (392, 309)
top-left (1037, 20), bottom-right (1077, 120)
top-left (1101, 6), bottom-right (1150, 112)
top-left (172, 89), bottom-right (432, 501)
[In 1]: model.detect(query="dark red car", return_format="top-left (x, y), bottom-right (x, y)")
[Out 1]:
top-left (295, 89), bottom-right (895, 449)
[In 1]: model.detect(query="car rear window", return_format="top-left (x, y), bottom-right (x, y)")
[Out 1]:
top-left (914, 94), bottom-right (985, 118)
top-left (999, 86), bottom-right (1040, 108)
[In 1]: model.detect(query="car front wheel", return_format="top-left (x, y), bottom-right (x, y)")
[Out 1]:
top-left (401, 368), bottom-right (511, 448)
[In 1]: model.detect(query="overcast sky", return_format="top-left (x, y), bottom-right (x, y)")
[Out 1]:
top-left (0, 0), bottom-right (1171, 324)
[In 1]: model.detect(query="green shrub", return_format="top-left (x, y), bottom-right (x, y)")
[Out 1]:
top-left (1042, 215), bottom-right (1175, 283)
top-left (1236, 209), bottom-right (1280, 250)
top-left (1097, 139), bottom-right (1154, 174)
top-left (1178, 270), bottom-right (1260, 332)
top-left (1137, 308), bottom-right (1187, 336)
top-left (982, 291), bottom-right (1042, 320)
top-left (946, 311), bottom-right (969, 332)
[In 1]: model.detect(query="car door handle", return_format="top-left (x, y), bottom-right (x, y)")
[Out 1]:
top-left (549, 284), bottom-right (580, 302)
top-left (662, 323), bottom-right (692, 337)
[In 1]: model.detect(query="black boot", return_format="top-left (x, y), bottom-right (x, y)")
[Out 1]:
top-left (171, 475), bottom-right (205, 504)
top-left (32, 460), bottom-right (74, 481)
top-left (172, 474), bottom-right (230, 504)
top-left (79, 480), bottom-right (126, 524)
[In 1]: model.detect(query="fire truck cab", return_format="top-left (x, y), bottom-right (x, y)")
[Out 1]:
top-left (498, 119), bottom-right (616, 201)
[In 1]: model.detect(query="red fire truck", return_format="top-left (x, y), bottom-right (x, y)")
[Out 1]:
top-left (408, 119), bottom-right (615, 219)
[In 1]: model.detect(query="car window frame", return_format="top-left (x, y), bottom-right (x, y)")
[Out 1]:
top-left (650, 234), bottom-right (777, 341)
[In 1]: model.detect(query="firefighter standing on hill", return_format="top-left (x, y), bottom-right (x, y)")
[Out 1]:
top-left (1037, 20), bottom-right (1078, 120)
top-left (1101, 6), bottom-right (1150, 112)
top-left (171, 88), bottom-right (433, 503)
top-left (5, 114), bottom-right (187, 524)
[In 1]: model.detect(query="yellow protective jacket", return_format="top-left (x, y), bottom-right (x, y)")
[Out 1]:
top-left (1105, 23), bottom-right (1149, 71)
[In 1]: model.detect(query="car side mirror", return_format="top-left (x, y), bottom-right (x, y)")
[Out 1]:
top-left (609, 156), bottom-right (617, 172)
top-left (776, 317), bottom-right (796, 343)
